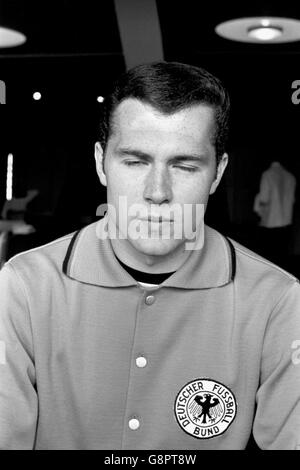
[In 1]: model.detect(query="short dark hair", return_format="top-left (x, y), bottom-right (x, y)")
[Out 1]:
top-left (99, 61), bottom-right (230, 163)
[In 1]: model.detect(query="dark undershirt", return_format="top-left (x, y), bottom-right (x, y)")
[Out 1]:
top-left (115, 256), bottom-right (176, 284)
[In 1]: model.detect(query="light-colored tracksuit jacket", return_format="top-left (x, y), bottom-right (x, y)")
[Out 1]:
top-left (0, 218), bottom-right (300, 449)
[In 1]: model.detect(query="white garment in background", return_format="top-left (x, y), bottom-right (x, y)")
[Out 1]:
top-left (254, 162), bottom-right (296, 228)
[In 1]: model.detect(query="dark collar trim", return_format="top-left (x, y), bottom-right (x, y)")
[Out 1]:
top-left (62, 229), bottom-right (81, 276)
top-left (224, 236), bottom-right (236, 281)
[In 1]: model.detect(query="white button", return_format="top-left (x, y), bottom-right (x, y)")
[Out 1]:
top-left (145, 295), bottom-right (155, 305)
top-left (136, 356), bottom-right (147, 368)
top-left (129, 418), bottom-right (140, 430)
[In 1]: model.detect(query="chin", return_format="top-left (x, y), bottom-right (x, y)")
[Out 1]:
top-left (129, 238), bottom-right (183, 257)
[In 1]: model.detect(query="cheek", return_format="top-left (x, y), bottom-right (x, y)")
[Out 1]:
top-left (175, 176), bottom-right (214, 203)
top-left (106, 173), bottom-right (141, 203)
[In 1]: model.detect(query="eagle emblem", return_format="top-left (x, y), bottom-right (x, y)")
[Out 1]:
top-left (174, 378), bottom-right (237, 439)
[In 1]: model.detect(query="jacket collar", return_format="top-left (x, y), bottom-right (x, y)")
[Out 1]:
top-left (62, 218), bottom-right (234, 289)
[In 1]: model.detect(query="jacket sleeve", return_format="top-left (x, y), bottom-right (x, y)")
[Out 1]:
top-left (0, 263), bottom-right (37, 449)
top-left (253, 281), bottom-right (300, 449)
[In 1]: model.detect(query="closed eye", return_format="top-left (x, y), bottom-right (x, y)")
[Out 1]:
top-left (123, 160), bottom-right (148, 166)
top-left (122, 160), bottom-right (199, 172)
top-left (173, 165), bottom-right (199, 173)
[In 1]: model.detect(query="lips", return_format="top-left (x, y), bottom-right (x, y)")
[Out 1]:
top-left (140, 217), bottom-right (173, 223)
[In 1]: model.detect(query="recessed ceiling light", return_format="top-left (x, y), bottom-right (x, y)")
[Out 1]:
top-left (33, 92), bottom-right (42, 101)
top-left (215, 17), bottom-right (300, 43)
top-left (97, 96), bottom-right (104, 103)
top-left (0, 26), bottom-right (26, 48)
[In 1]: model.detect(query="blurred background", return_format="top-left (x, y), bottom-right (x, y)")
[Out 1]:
top-left (1, 0), bottom-right (300, 276)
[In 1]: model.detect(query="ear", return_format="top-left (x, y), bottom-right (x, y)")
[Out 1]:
top-left (209, 153), bottom-right (229, 195)
top-left (94, 142), bottom-right (107, 187)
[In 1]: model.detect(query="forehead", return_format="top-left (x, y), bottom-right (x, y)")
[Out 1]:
top-left (109, 98), bottom-right (215, 147)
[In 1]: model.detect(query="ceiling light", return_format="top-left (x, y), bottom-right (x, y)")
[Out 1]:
top-left (97, 96), bottom-right (104, 103)
top-left (248, 25), bottom-right (283, 41)
top-left (0, 26), bottom-right (26, 48)
top-left (215, 17), bottom-right (300, 43)
top-left (33, 92), bottom-right (42, 101)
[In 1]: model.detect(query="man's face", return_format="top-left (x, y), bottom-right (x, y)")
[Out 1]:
top-left (95, 98), bottom-right (228, 258)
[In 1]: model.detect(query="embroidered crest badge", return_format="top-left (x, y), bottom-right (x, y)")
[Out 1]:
top-left (174, 378), bottom-right (237, 439)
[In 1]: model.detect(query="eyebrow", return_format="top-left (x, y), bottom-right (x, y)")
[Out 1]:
top-left (116, 148), bottom-right (210, 163)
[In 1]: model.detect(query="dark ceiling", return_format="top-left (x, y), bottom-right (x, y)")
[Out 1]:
top-left (0, 0), bottom-right (298, 100)
top-left (0, 0), bottom-right (299, 138)
top-left (0, 0), bottom-right (298, 105)
top-left (1, 0), bottom-right (300, 59)
top-left (0, 0), bottom-right (299, 151)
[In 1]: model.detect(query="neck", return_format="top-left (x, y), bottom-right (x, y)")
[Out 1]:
top-left (110, 236), bottom-right (192, 274)
top-left (108, 219), bottom-right (196, 274)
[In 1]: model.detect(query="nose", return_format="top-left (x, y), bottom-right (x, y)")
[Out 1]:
top-left (143, 165), bottom-right (173, 205)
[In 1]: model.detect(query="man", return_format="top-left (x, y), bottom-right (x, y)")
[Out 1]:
top-left (0, 62), bottom-right (299, 450)
top-left (254, 160), bottom-right (296, 267)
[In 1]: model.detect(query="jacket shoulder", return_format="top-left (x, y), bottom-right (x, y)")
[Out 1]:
top-left (228, 236), bottom-right (298, 285)
top-left (3, 231), bottom-right (76, 276)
